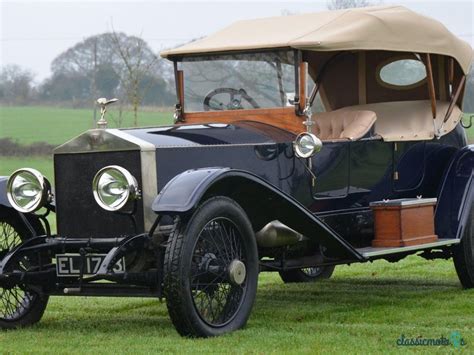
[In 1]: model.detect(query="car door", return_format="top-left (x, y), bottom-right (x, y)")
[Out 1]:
top-left (310, 141), bottom-right (350, 199)
top-left (348, 137), bottom-right (393, 203)
top-left (392, 141), bottom-right (426, 193)
top-left (310, 138), bottom-right (392, 248)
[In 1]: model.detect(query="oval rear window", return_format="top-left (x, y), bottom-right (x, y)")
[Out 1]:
top-left (378, 59), bottom-right (427, 88)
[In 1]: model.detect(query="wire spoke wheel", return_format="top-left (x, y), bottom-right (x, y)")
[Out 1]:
top-left (301, 267), bottom-right (324, 277)
top-left (0, 220), bottom-right (22, 259)
top-left (453, 203), bottom-right (474, 288)
top-left (279, 264), bottom-right (335, 283)
top-left (164, 197), bottom-right (258, 337)
top-left (0, 218), bottom-right (36, 321)
top-left (0, 287), bottom-right (34, 320)
top-left (0, 209), bottom-right (49, 329)
top-left (190, 218), bottom-right (246, 326)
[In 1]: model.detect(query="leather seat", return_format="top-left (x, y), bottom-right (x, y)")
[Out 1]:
top-left (339, 100), bottom-right (461, 141)
top-left (314, 110), bottom-right (377, 141)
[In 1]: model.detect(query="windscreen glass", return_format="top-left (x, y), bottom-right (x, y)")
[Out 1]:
top-left (180, 51), bottom-right (296, 112)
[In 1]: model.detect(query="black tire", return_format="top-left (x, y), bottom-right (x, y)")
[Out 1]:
top-left (0, 207), bottom-right (49, 329)
top-left (279, 265), bottom-right (335, 283)
top-left (163, 197), bottom-right (258, 337)
top-left (453, 203), bottom-right (474, 288)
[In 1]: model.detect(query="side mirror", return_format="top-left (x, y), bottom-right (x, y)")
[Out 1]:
top-left (293, 132), bottom-right (322, 158)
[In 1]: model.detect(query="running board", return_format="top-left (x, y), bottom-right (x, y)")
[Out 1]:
top-left (356, 238), bottom-right (460, 259)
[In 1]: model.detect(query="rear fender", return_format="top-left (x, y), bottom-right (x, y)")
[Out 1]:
top-left (435, 145), bottom-right (474, 240)
top-left (152, 168), bottom-right (363, 260)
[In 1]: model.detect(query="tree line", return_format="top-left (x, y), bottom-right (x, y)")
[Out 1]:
top-left (0, 32), bottom-right (176, 119)
top-left (1, 0), bottom-right (382, 112)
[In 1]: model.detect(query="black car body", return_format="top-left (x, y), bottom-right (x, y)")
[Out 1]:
top-left (0, 6), bottom-right (473, 337)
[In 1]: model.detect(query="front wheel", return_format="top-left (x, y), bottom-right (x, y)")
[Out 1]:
top-left (0, 208), bottom-right (49, 329)
top-left (163, 197), bottom-right (258, 337)
top-left (279, 265), bottom-right (335, 283)
top-left (453, 203), bottom-right (474, 288)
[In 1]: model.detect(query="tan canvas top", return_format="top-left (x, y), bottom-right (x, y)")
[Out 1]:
top-left (161, 5), bottom-right (473, 74)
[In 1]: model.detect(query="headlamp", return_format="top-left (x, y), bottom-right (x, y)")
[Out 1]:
top-left (92, 165), bottom-right (139, 211)
top-left (7, 168), bottom-right (51, 213)
top-left (293, 132), bottom-right (322, 158)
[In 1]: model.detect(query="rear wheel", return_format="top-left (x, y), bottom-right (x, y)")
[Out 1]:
top-left (279, 265), bottom-right (335, 283)
top-left (453, 204), bottom-right (474, 288)
top-left (0, 208), bottom-right (49, 329)
top-left (163, 197), bottom-right (258, 337)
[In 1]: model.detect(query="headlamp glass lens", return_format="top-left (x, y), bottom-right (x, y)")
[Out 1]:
top-left (7, 169), bottom-right (48, 212)
top-left (294, 133), bottom-right (322, 158)
top-left (93, 166), bottom-right (138, 211)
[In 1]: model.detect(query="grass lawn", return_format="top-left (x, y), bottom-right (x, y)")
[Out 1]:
top-left (0, 106), bottom-right (173, 146)
top-left (0, 156), bottom-right (54, 182)
top-left (0, 257), bottom-right (472, 353)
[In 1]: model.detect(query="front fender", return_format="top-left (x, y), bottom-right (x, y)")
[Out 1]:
top-left (0, 177), bottom-right (11, 207)
top-left (152, 168), bottom-right (232, 213)
top-left (153, 168), bottom-right (363, 260)
top-left (435, 145), bottom-right (474, 240)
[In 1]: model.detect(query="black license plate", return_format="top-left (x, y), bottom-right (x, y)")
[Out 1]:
top-left (56, 254), bottom-right (125, 277)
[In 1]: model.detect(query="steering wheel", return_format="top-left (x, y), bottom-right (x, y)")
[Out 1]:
top-left (203, 88), bottom-right (260, 111)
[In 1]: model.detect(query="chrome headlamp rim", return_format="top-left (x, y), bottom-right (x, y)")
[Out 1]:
top-left (293, 132), bottom-right (323, 159)
top-left (6, 168), bottom-right (51, 213)
top-left (92, 165), bottom-right (139, 212)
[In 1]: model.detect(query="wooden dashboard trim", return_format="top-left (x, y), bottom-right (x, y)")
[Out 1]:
top-left (182, 107), bottom-right (305, 133)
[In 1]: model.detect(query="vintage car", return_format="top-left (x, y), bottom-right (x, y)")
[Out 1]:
top-left (0, 6), bottom-right (473, 337)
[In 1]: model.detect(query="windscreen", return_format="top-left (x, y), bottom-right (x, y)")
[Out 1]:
top-left (180, 51), bottom-right (296, 112)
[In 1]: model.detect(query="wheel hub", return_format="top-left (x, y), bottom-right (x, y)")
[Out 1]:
top-left (228, 259), bottom-right (246, 286)
top-left (199, 253), bottom-right (217, 271)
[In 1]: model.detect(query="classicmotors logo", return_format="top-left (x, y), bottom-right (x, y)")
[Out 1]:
top-left (397, 332), bottom-right (467, 349)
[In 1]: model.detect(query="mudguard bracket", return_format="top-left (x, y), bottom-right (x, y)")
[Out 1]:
top-left (96, 233), bottom-right (152, 275)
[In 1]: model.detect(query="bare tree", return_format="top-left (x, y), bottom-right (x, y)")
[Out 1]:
top-left (0, 65), bottom-right (35, 105)
top-left (108, 102), bottom-right (127, 128)
top-left (48, 32), bottom-right (172, 115)
top-left (51, 33), bottom-right (120, 122)
top-left (109, 31), bottom-right (159, 126)
top-left (327, 0), bottom-right (383, 10)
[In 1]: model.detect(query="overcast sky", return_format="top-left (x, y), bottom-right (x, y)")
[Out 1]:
top-left (1, 0), bottom-right (473, 83)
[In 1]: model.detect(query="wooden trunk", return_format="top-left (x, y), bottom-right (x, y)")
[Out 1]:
top-left (370, 198), bottom-right (438, 247)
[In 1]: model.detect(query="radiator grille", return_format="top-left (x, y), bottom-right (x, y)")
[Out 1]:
top-left (54, 151), bottom-right (144, 238)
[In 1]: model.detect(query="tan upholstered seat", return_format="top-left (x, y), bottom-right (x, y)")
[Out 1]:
top-left (340, 100), bottom-right (462, 141)
top-left (314, 110), bottom-right (377, 141)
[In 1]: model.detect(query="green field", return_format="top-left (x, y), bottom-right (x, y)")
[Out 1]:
top-left (1, 156), bottom-right (53, 180)
top-left (0, 106), bottom-right (173, 146)
top-left (0, 106), bottom-right (474, 353)
top-left (0, 258), bottom-right (473, 354)
top-left (466, 115), bottom-right (474, 142)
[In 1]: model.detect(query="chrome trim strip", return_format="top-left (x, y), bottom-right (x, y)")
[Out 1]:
top-left (152, 142), bottom-right (279, 149)
top-left (357, 238), bottom-right (460, 258)
top-left (107, 129), bottom-right (155, 151)
top-left (54, 129), bottom-right (140, 154)
top-left (369, 198), bottom-right (437, 207)
top-left (108, 129), bottom-right (157, 231)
